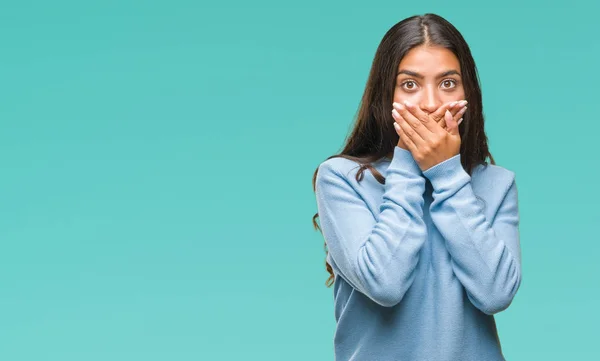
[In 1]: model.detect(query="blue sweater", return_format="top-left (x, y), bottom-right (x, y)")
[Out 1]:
top-left (315, 146), bottom-right (522, 361)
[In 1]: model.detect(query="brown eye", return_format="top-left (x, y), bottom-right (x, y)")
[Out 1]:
top-left (402, 81), bottom-right (416, 90)
top-left (441, 79), bottom-right (456, 89)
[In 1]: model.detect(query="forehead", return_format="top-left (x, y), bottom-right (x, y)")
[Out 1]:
top-left (398, 45), bottom-right (460, 73)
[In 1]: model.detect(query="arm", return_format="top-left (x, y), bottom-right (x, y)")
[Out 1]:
top-left (422, 154), bottom-right (522, 315)
top-left (315, 146), bottom-right (427, 307)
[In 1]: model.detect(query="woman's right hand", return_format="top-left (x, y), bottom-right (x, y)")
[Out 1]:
top-left (392, 100), bottom-right (467, 150)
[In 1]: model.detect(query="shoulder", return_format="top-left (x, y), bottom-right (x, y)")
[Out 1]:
top-left (317, 156), bottom-right (363, 183)
top-left (315, 156), bottom-right (375, 200)
top-left (472, 162), bottom-right (517, 202)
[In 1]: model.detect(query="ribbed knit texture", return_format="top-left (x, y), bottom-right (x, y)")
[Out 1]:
top-left (315, 146), bottom-right (521, 361)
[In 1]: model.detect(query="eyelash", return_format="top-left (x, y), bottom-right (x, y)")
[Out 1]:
top-left (400, 79), bottom-right (458, 91)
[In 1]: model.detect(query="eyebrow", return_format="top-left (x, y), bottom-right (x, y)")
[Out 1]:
top-left (397, 69), bottom-right (461, 78)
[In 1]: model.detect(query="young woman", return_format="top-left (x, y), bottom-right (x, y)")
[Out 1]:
top-left (312, 13), bottom-right (521, 361)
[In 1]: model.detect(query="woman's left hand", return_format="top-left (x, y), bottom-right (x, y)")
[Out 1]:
top-left (392, 100), bottom-right (462, 172)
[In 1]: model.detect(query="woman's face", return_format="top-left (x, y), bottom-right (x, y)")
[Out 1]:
top-left (393, 45), bottom-right (465, 115)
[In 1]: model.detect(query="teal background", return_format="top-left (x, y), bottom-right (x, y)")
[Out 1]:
top-left (1, 1), bottom-right (597, 360)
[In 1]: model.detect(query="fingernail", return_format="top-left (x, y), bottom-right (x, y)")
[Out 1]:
top-left (393, 122), bottom-right (400, 130)
top-left (458, 118), bottom-right (463, 125)
top-left (403, 100), bottom-right (412, 107)
top-left (392, 109), bottom-right (400, 118)
top-left (458, 106), bottom-right (467, 114)
top-left (393, 102), bottom-right (404, 110)
top-left (449, 101), bottom-right (457, 107)
top-left (458, 100), bottom-right (468, 106)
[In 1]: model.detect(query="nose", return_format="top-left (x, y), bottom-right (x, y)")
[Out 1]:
top-left (420, 87), bottom-right (441, 115)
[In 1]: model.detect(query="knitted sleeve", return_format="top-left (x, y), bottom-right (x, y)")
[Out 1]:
top-left (423, 154), bottom-right (522, 315)
top-left (315, 146), bottom-right (427, 307)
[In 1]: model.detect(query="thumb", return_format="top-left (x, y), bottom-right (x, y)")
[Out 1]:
top-left (444, 110), bottom-right (459, 136)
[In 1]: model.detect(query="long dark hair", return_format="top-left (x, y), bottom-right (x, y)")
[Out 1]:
top-left (311, 13), bottom-right (496, 287)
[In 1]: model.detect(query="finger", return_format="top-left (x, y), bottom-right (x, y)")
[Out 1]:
top-left (454, 106), bottom-right (467, 126)
top-left (402, 100), bottom-right (449, 136)
top-left (441, 105), bottom-right (468, 130)
top-left (434, 100), bottom-right (468, 125)
top-left (393, 102), bottom-right (431, 143)
top-left (439, 101), bottom-right (460, 129)
top-left (392, 108), bottom-right (425, 149)
top-left (445, 109), bottom-right (460, 136)
top-left (392, 119), bottom-right (418, 152)
top-left (393, 120), bottom-right (401, 137)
